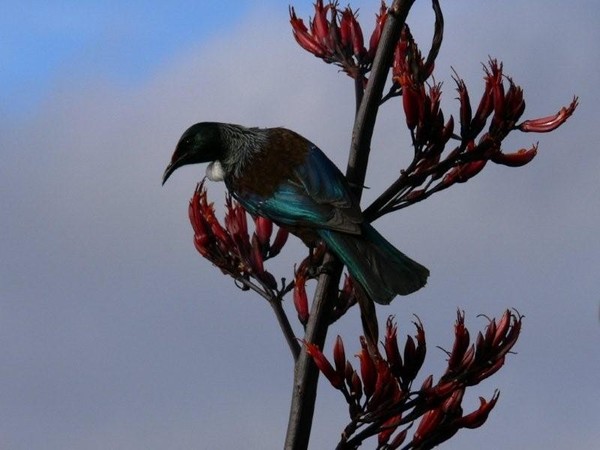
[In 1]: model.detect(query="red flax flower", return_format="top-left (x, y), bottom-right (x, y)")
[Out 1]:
top-left (293, 266), bottom-right (310, 325)
top-left (364, 57), bottom-right (578, 220)
top-left (305, 341), bottom-right (344, 389)
top-left (307, 310), bottom-right (522, 449)
top-left (289, 4), bottom-right (329, 58)
top-left (368, 1), bottom-right (388, 60)
top-left (188, 180), bottom-right (286, 292)
top-left (517, 96), bottom-right (579, 133)
top-left (289, 1), bottom-right (392, 80)
top-left (340, 8), bottom-right (366, 61)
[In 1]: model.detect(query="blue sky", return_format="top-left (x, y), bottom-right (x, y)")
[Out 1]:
top-left (1, 1), bottom-right (276, 117)
top-left (1, 1), bottom-right (599, 449)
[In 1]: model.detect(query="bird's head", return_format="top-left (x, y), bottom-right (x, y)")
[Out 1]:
top-left (162, 122), bottom-right (224, 185)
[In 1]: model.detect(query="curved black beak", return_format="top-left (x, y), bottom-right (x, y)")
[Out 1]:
top-left (162, 162), bottom-right (176, 185)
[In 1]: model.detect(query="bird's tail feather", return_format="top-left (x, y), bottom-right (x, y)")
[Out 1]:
top-left (319, 225), bottom-right (429, 304)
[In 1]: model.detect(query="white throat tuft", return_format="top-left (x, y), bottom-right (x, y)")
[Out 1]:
top-left (206, 161), bottom-right (226, 182)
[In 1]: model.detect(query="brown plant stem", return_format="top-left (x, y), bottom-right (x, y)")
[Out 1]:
top-left (284, 254), bottom-right (342, 450)
top-left (226, 271), bottom-right (301, 359)
top-left (283, 2), bottom-right (416, 449)
top-left (346, 0), bottom-right (416, 202)
top-left (270, 296), bottom-right (302, 360)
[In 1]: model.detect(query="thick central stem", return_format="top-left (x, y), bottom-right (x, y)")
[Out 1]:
top-left (346, 0), bottom-right (415, 203)
top-left (283, 2), bottom-right (415, 449)
top-left (283, 255), bottom-right (342, 450)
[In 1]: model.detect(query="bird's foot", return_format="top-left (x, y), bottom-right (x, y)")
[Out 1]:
top-left (303, 242), bottom-right (328, 278)
top-left (305, 260), bottom-right (337, 278)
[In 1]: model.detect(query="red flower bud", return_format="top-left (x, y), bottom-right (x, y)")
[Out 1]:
top-left (473, 356), bottom-right (505, 383)
top-left (491, 144), bottom-right (537, 167)
top-left (311, 0), bottom-right (331, 47)
top-left (326, 13), bottom-right (341, 56)
top-left (358, 337), bottom-right (377, 398)
top-left (290, 7), bottom-right (328, 57)
top-left (475, 331), bottom-right (486, 358)
top-left (442, 387), bottom-right (465, 414)
top-left (293, 271), bottom-right (309, 325)
top-left (250, 234), bottom-right (265, 275)
top-left (400, 74), bottom-right (420, 130)
top-left (456, 392), bottom-right (499, 429)
top-left (421, 374), bottom-right (433, 391)
top-left (204, 210), bottom-right (230, 249)
top-left (378, 415), bottom-right (401, 446)
top-left (403, 335), bottom-right (416, 369)
top-left (346, 8), bottom-right (366, 59)
top-left (388, 428), bottom-right (408, 449)
top-left (369, 360), bottom-right (395, 411)
top-left (487, 59), bottom-right (505, 130)
top-left (447, 311), bottom-right (470, 372)
top-left (368, 1), bottom-right (388, 60)
top-left (498, 310), bottom-right (522, 358)
top-left (351, 370), bottom-right (363, 402)
top-left (254, 216), bottom-right (272, 247)
top-left (339, 9), bottom-right (353, 52)
top-left (193, 234), bottom-right (211, 258)
top-left (427, 379), bottom-right (460, 399)
top-left (459, 159), bottom-right (487, 182)
top-left (413, 408), bottom-right (443, 445)
top-left (443, 159), bottom-right (487, 185)
top-left (517, 96), bottom-right (578, 133)
top-left (484, 317), bottom-right (497, 343)
top-left (505, 80), bottom-right (525, 121)
top-left (472, 84), bottom-right (494, 135)
top-left (454, 75), bottom-right (472, 139)
top-left (224, 197), bottom-right (250, 257)
top-left (393, 38), bottom-right (409, 81)
top-left (427, 82), bottom-right (443, 125)
top-left (403, 317), bottom-right (426, 382)
top-left (492, 310), bottom-right (511, 348)
top-left (459, 346), bottom-right (475, 369)
top-left (190, 183), bottom-right (230, 250)
top-left (384, 317), bottom-right (403, 378)
top-left (189, 191), bottom-right (210, 242)
top-left (344, 360), bottom-right (354, 382)
top-left (333, 335), bottom-right (346, 378)
top-left (440, 115), bottom-right (455, 144)
top-left (305, 341), bottom-right (344, 389)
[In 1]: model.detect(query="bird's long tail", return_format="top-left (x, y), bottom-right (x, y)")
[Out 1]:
top-left (319, 224), bottom-right (429, 304)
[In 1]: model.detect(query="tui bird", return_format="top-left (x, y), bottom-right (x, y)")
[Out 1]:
top-left (162, 122), bottom-right (429, 304)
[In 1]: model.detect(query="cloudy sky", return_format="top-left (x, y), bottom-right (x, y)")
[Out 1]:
top-left (1, 1), bottom-right (598, 449)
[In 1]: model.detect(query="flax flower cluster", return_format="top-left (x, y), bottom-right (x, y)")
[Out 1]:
top-left (188, 180), bottom-right (289, 294)
top-left (290, 0), bottom-right (390, 81)
top-left (306, 310), bottom-right (522, 449)
top-left (293, 244), bottom-right (358, 326)
top-left (289, 1), bottom-right (577, 221)
top-left (380, 57), bottom-right (578, 217)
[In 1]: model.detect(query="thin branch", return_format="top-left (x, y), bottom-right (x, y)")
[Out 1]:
top-left (270, 297), bottom-right (301, 360)
top-left (228, 271), bottom-right (301, 359)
